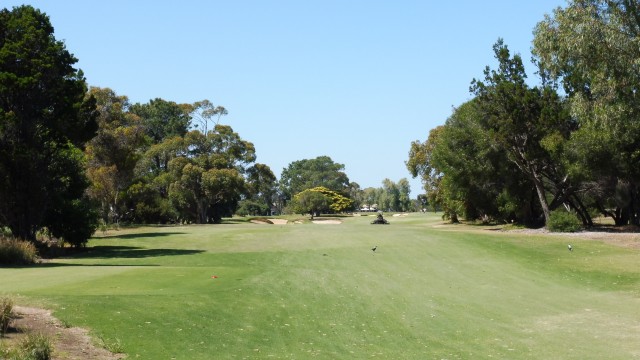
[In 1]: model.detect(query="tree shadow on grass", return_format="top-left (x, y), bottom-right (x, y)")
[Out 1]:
top-left (1, 246), bottom-right (205, 268)
top-left (96, 231), bottom-right (187, 240)
top-left (67, 246), bottom-right (205, 259)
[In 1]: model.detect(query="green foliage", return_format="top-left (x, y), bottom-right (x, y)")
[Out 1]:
top-left (279, 156), bottom-right (350, 200)
top-left (244, 163), bottom-right (277, 213)
top-left (129, 98), bottom-right (191, 143)
top-left (46, 196), bottom-right (99, 247)
top-left (0, 297), bottom-right (13, 336)
top-left (0, 239), bottom-right (38, 265)
top-left (0, 5), bottom-right (98, 242)
top-left (291, 189), bottom-right (330, 217)
top-left (470, 39), bottom-right (574, 225)
top-left (85, 87), bottom-right (146, 223)
top-left (158, 127), bottom-right (252, 224)
top-left (547, 210), bottom-right (582, 233)
top-left (533, 0), bottom-right (640, 226)
top-left (236, 200), bottom-right (270, 216)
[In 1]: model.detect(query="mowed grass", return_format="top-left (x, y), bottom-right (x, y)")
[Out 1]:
top-left (2, 214), bottom-right (640, 359)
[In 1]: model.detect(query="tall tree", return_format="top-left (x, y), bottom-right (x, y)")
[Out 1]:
top-left (279, 156), bottom-right (350, 201)
top-left (291, 187), bottom-right (352, 218)
top-left (397, 178), bottom-right (412, 212)
top-left (470, 39), bottom-right (574, 225)
top-left (407, 126), bottom-right (462, 222)
top-left (85, 87), bottom-right (146, 222)
top-left (0, 5), bottom-right (98, 242)
top-left (430, 100), bottom-right (542, 224)
top-left (129, 98), bottom-right (191, 144)
top-left (243, 163), bottom-right (277, 214)
top-left (534, 0), bottom-right (640, 225)
top-left (166, 125), bottom-right (255, 224)
top-left (190, 100), bottom-right (228, 135)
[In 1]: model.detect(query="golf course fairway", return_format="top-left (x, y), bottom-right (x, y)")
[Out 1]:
top-left (1, 213), bottom-right (639, 359)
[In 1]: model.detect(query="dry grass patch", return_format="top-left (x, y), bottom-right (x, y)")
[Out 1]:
top-left (2, 306), bottom-right (124, 360)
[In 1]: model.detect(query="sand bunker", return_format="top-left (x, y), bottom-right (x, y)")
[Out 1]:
top-left (312, 220), bottom-right (342, 224)
top-left (250, 218), bottom-right (288, 225)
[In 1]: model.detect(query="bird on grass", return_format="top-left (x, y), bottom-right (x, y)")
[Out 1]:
top-left (568, 244), bottom-right (573, 252)
top-left (371, 246), bottom-right (377, 252)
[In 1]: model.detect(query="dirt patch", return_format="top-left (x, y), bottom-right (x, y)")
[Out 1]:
top-left (4, 306), bottom-right (125, 360)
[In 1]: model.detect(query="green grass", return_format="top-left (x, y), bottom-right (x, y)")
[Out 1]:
top-left (1, 214), bottom-right (639, 359)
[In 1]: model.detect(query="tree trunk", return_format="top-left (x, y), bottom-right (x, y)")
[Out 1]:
top-left (450, 212), bottom-right (459, 223)
top-left (196, 199), bottom-right (208, 224)
top-left (530, 169), bottom-right (551, 225)
top-left (572, 194), bottom-right (593, 227)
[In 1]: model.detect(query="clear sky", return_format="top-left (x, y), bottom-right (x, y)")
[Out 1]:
top-left (6, 0), bottom-right (566, 197)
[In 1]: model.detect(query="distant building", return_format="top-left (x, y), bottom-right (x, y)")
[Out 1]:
top-left (359, 204), bottom-right (378, 212)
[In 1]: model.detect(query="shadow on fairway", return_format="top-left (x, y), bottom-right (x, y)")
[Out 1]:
top-left (98, 231), bottom-right (187, 240)
top-left (69, 245), bottom-right (205, 259)
top-left (19, 262), bottom-right (162, 268)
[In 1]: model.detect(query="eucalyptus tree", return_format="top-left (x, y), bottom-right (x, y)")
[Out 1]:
top-left (533, 0), bottom-right (640, 225)
top-left (0, 5), bottom-right (98, 243)
top-left (237, 163), bottom-right (277, 216)
top-left (167, 125), bottom-right (255, 223)
top-left (129, 98), bottom-right (191, 144)
top-left (85, 87), bottom-right (146, 222)
top-left (191, 100), bottom-right (228, 135)
top-left (407, 127), bottom-right (457, 220)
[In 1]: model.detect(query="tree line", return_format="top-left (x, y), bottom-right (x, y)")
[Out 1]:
top-left (0, 5), bottom-right (414, 247)
top-left (407, 0), bottom-right (640, 227)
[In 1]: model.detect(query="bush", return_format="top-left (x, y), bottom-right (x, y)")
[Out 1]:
top-left (1, 297), bottom-right (13, 336)
top-left (547, 210), bottom-right (582, 232)
top-left (0, 239), bottom-right (38, 265)
top-left (20, 334), bottom-right (52, 360)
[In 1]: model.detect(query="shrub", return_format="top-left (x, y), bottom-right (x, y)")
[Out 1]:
top-left (0, 239), bottom-right (38, 265)
top-left (1, 297), bottom-right (13, 336)
top-left (547, 210), bottom-right (582, 232)
top-left (20, 334), bottom-right (53, 360)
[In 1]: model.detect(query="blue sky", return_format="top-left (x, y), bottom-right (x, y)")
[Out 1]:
top-left (7, 1), bottom-right (566, 196)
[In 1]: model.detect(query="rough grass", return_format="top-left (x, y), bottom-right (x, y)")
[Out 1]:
top-left (0, 239), bottom-right (38, 265)
top-left (0, 333), bottom-right (52, 360)
top-left (1, 214), bottom-right (639, 359)
top-left (0, 297), bottom-right (13, 336)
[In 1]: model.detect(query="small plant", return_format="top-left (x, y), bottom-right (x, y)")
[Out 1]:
top-left (547, 210), bottom-right (582, 233)
top-left (99, 219), bottom-right (108, 236)
top-left (20, 333), bottom-right (52, 360)
top-left (98, 335), bottom-right (124, 354)
top-left (0, 239), bottom-right (38, 265)
top-left (1, 297), bottom-right (13, 336)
